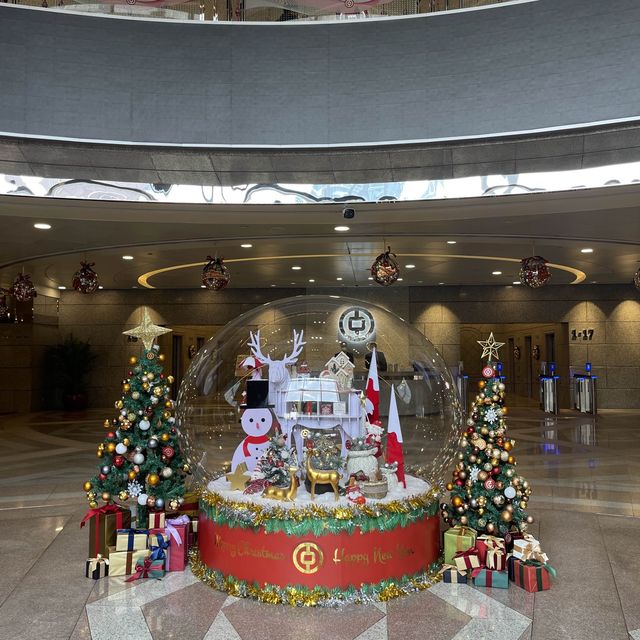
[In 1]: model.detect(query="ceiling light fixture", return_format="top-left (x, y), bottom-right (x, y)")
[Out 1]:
top-left (447, 240), bottom-right (456, 244)
top-left (308, 279), bottom-right (315, 283)
top-left (240, 243), bottom-right (253, 248)
top-left (405, 264), bottom-right (416, 269)
top-left (438, 282), bottom-right (445, 285)
top-left (270, 284), bottom-right (277, 287)
top-left (200, 285), bottom-right (206, 288)
top-left (492, 271), bottom-right (502, 275)
top-left (57, 285), bottom-right (66, 290)
top-left (367, 277), bottom-right (373, 281)
top-left (122, 255), bottom-right (134, 261)
top-left (33, 223), bottom-right (51, 230)
top-left (98, 285), bottom-right (104, 290)
top-left (513, 281), bottom-right (521, 285)
top-left (581, 248), bottom-right (594, 253)
top-left (334, 226), bottom-right (350, 232)
top-left (397, 277), bottom-right (404, 281)
top-left (291, 266), bottom-right (301, 270)
top-left (336, 277), bottom-right (343, 281)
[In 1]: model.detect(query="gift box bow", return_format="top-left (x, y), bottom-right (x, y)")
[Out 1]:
top-left (80, 504), bottom-right (123, 528)
top-left (125, 557), bottom-right (163, 582)
top-left (477, 534), bottom-right (505, 551)
top-left (148, 533), bottom-right (169, 561)
top-left (166, 515), bottom-right (191, 546)
top-left (453, 546), bottom-right (481, 571)
top-left (513, 535), bottom-right (549, 563)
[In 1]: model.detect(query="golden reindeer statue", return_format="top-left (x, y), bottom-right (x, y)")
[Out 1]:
top-left (306, 452), bottom-right (340, 501)
top-left (262, 466), bottom-right (299, 502)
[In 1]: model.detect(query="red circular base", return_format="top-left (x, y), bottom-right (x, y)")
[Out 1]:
top-left (199, 511), bottom-right (440, 590)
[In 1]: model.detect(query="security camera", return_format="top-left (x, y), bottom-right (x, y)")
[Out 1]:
top-left (342, 207), bottom-right (355, 219)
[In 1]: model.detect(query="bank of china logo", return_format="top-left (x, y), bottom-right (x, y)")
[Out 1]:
top-left (292, 542), bottom-right (324, 575)
top-left (338, 307), bottom-right (375, 344)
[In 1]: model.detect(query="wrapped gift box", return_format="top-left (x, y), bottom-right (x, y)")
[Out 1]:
top-left (115, 528), bottom-right (149, 552)
top-left (85, 555), bottom-right (109, 580)
top-left (81, 505), bottom-right (131, 558)
top-left (125, 558), bottom-right (165, 582)
top-left (512, 535), bottom-right (548, 563)
top-left (108, 547), bottom-right (148, 576)
top-left (148, 512), bottom-right (166, 529)
top-left (148, 529), bottom-right (170, 563)
top-left (473, 568), bottom-right (509, 589)
top-left (453, 547), bottom-right (481, 573)
top-left (441, 567), bottom-right (467, 584)
top-left (165, 515), bottom-right (191, 571)
top-left (512, 559), bottom-right (554, 592)
top-left (507, 555), bottom-right (517, 581)
top-left (444, 526), bottom-right (477, 565)
top-left (476, 535), bottom-right (506, 567)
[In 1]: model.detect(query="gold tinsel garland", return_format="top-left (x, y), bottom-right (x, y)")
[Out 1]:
top-left (189, 547), bottom-right (443, 607)
top-left (197, 484), bottom-right (440, 525)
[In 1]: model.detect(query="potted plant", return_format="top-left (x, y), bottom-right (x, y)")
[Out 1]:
top-left (45, 335), bottom-right (97, 410)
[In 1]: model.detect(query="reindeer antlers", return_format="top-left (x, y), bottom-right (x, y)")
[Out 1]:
top-left (247, 329), bottom-right (306, 365)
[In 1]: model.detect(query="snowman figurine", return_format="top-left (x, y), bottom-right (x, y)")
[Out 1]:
top-left (231, 380), bottom-right (274, 472)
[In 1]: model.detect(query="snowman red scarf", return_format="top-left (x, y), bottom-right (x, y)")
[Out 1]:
top-left (242, 434), bottom-right (270, 456)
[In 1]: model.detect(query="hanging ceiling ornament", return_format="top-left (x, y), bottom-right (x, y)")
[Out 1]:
top-left (634, 266), bottom-right (640, 291)
top-left (10, 272), bottom-right (37, 302)
top-left (519, 255), bottom-right (551, 288)
top-left (72, 261), bottom-right (100, 294)
top-left (370, 246), bottom-right (400, 286)
top-left (202, 256), bottom-right (230, 291)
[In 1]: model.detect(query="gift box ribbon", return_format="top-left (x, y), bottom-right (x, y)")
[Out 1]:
top-left (166, 515), bottom-right (190, 546)
top-left (450, 526), bottom-right (476, 553)
top-left (514, 536), bottom-right (549, 563)
top-left (149, 533), bottom-right (169, 562)
top-left (453, 546), bottom-right (481, 571)
top-left (80, 504), bottom-right (126, 556)
top-left (485, 547), bottom-right (507, 571)
top-left (125, 557), bottom-right (163, 582)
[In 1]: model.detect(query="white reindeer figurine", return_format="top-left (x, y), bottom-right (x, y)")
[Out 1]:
top-left (247, 329), bottom-right (306, 410)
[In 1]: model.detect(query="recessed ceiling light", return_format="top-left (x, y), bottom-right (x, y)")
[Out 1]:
top-left (200, 285), bottom-right (206, 288)
top-left (122, 255), bottom-right (134, 260)
top-left (34, 222), bottom-right (51, 230)
top-left (291, 266), bottom-right (301, 270)
top-left (240, 243), bottom-right (253, 248)
top-left (336, 277), bottom-right (343, 281)
top-left (57, 285), bottom-right (66, 290)
top-left (492, 271), bottom-right (502, 275)
top-left (308, 279), bottom-right (315, 283)
top-left (405, 264), bottom-right (416, 269)
top-left (447, 240), bottom-right (456, 244)
top-left (367, 277), bottom-right (373, 281)
top-left (334, 225), bottom-right (350, 232)
top-left (581, 248), bottom-right (594, 253)
top-left (290, 282), bottom-right (296, 285)
top-left (438, 282), bottom-right (445, 285)
top-left (98, 285), bottom-right (104, 290)
top-left (513, 281), bottom-right (521, 285)
top-left (397, 277), bottom-right (404, 281)
top-left (270, 284), bottom-right (277, 287)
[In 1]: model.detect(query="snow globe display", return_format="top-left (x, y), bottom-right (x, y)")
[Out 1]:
top-left (176, 295), bottom-right (463, 605)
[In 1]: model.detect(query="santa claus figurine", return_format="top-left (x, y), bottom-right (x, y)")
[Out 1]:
top-left (365, 419), bottom-right (384, 458)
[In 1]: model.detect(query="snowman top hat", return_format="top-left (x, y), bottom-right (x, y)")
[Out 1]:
top-left (242, 379), bottom-right (274, 408)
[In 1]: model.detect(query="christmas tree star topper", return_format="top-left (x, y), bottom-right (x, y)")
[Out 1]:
top-left (477, 332), bottom-right (505, 362)
top-left (123, 307), bottom-right (172, 350)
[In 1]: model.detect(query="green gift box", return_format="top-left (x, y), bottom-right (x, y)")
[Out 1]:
top-left (444, 526), bottom-right (477, 565)
top-left (473, 568), bottom-right (509, 589)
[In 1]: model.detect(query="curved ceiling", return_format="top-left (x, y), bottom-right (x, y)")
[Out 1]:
top-left (1, 185), bottom-right (638, 294)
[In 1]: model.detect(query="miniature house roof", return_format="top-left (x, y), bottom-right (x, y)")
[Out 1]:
top-left (326, 352), bottom-right (355, 373)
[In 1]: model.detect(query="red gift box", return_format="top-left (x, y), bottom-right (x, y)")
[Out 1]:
top-left (476, 535), bottom-right (506, 569)
top-left (453, 547), bottom-right (481, 572)
top-left (148, 512), bottom-right (166, 529)
top-left (165, 515), bottom-right (191, 571)
top-left (512, 558), bottom-right (555, 592)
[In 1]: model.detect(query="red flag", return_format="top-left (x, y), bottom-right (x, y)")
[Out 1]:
top-left (365, 348), bottom-right (380, 423)
top-left (386, 385), bottom-right (405, 487)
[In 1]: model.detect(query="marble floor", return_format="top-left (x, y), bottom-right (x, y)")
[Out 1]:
top-left (1, 408), bottom-right (639, 640)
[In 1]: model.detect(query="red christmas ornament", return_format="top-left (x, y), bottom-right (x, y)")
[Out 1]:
top-left (482, 365), bottom-right (495, 379)
top-left (202, 255), bottom-right (230, 291)
top-left (113, 455), bottom-right (125, 468)
top-left (99, 473), bottom-right (107, 481)
top-left (72, 261), bottom-right (99, 294)
top-left (107, 432), bottom-right (116, 439)
top-left (455, 479), bottom-right (464, 486)
top-left (370, 246), bottom-right (400, 286)
top-left (466, 427), bottom-right (474, 435)
top-left (484, 478), bottom-right (496, 490)
top-left (519, 255), bottom-right (551, 288)
top-left (162, 446), bottom-right (175, 459)
top-left (10, 272), bottom-right (37, 302)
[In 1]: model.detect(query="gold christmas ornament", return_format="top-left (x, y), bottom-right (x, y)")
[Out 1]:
top-left (83, 481), bottom-right (92, 492)
top-left (153, 387), bottom-right (163, 397)
top-left (103, 419), bottom-right (110, 428)
top-left (96, 450), bottom-right (103, 458)
top-left (147, 473), bottom-right (160, 486)
top-left (89, 500), bottom-right (98, 509)
top-left (167, 375), bottom-right (174, 384)
top-left (161, 433), bottom-right (170, 442)
top-left (142, 383), bottom-right (150, 391)
top-left (159, 353), bottom-right (166, 362)
top-left (452, 496), bottom-right (463, 507)
top-left (106, 442), bottom-right (116, 453)
top-left (123, 438), bottom-right (130, 446)
top-left (162, 411), bottom-right (171, 420)
top-left (129, 356), bottom-right (138, 365)
top-left (123, 383), bottom-right (131, 392)
top-left (122, 307), bottom-right (172, 350)
top-left (165, 400), bottom-right (172, 409)
top-left (147, 373), bottom-right (155, 381)
top-left (128, 470), bottom-right (137, 480)
top-left (115, 400), bottom-right (123, 409)
top-left (101, 492), bottom-right (111, 502)
top-left (119, 491), bottom-right (129, 501)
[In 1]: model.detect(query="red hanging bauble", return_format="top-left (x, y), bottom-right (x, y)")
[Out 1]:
top-left (10, 273), bottom-right (37, 302)
top-left (519, 256), bottom-right (551, 288)
top-left (202, 256), bottom-right (230, 291)
top-left (370, 246), bottom-right (400, 286)
top-left (162, 446), bottom-right (175, 459)
top-left (72, 261), bottom-right (99, 294)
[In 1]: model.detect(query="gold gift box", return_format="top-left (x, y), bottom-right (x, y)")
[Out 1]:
top-left (115, 530), bottom-right (148, 552)
top-left (108, 547), bottom-right (148, 576)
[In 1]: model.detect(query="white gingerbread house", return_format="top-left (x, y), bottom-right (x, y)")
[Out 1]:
top-left (325, 351), bottom-right (355, 392)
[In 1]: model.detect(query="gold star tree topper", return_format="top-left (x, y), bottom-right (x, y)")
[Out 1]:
top-left (477, 332), bottom-right (505, 362)
top-left (122, 307), bottom-right (172, 350)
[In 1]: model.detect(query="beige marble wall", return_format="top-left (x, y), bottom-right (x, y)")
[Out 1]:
top-left (2, 283), bottom-right (636, 412)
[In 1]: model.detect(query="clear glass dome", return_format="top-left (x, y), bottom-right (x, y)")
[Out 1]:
top-left (176, 295), bottom-right (463, 490)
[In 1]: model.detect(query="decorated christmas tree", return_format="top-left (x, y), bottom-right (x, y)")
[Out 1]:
top-left (441, 333), bottom-right (533, 536)
top-left (253, 434), bottom-right (295, 487)
top-left (83, 309), bottom-right (189, 526)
